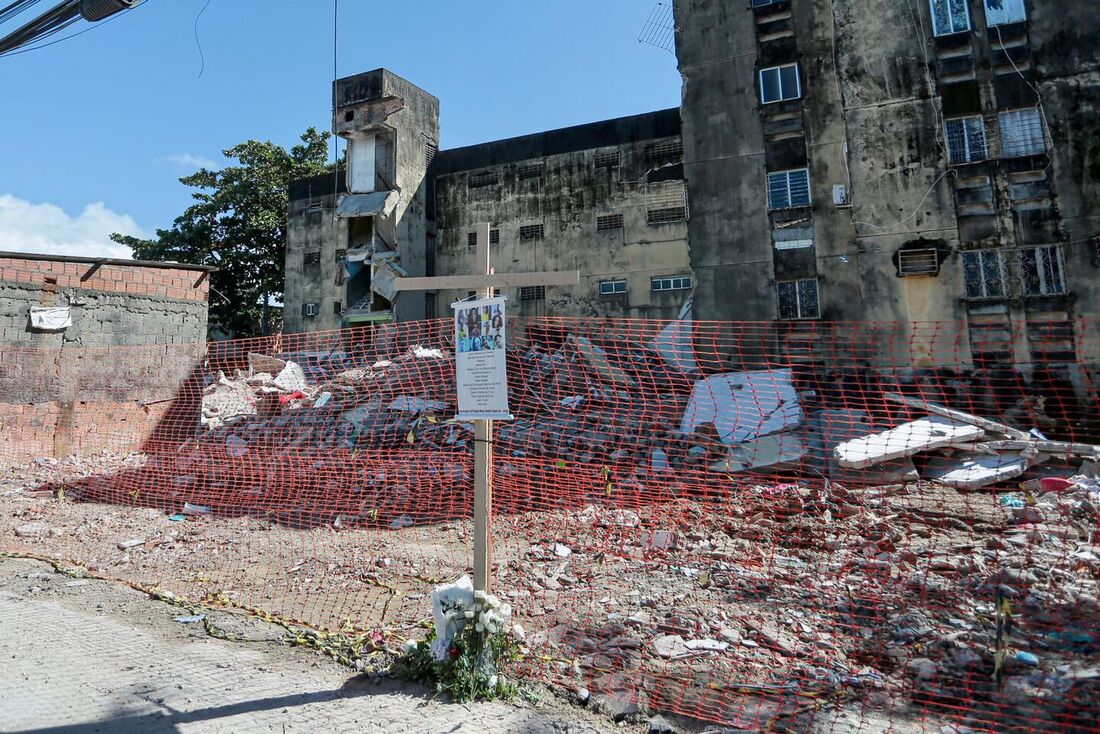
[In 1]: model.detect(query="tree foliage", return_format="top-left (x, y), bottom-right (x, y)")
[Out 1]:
top-left (112, 129), bottom-right (333, 337)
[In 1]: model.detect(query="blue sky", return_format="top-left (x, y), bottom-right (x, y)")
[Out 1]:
top-left (0, 0), bottom-right (681, 258)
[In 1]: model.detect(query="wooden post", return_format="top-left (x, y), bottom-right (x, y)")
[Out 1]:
top-left (473, 222), bottom-right (493, 593)
top-left (388, 223), bottom-right (578, 594)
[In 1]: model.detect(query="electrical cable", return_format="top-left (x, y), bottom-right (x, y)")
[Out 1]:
top-left (194, 0), bottom-right (212, 78)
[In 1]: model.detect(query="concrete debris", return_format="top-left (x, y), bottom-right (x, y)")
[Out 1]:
top-left (829, 396), bottom-right (1100, 489)
top-left (834, 416), bottom-right (985, 469)
top-left (921, 451), bottom-right (1032, 490)
top-left (711, 431), bottom-right (805, 473)
top-left (681, 369), bottom-right (802, 446)
top-left (272, 361), bottom-right (308, 394)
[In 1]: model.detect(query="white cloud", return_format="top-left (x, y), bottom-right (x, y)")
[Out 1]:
top-left (163, 153), bottom-right (220, 170)
top-left (0, 194), bottom-right (146, 259)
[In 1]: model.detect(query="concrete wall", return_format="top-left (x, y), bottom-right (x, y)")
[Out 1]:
top-left (431, 110), bottom-right (691, 320)
top-left (0, 254), bottom-right (211, 465)
top-left (675, 0), bottom-right (1100, 367)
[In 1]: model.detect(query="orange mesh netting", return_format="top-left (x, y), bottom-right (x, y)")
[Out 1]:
top-left (2, 317), bottom-right (1098, 733)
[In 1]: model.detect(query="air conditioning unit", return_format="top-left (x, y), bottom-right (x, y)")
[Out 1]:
top-left (832, 184), bottom-right (850, 207)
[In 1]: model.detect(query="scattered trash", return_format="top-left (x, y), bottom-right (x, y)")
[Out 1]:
top-left (183, 502), bottom-right (211, 515)
top-left (167, 514), bottom-right (187, 522)
top-left (1014, 651), bottom-right (1040, 667)
top-left (174, 614), bottom-right (206, 624)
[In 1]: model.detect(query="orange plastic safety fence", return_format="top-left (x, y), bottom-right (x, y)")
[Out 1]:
top-left (1, 317), bottom-right (1098, 733)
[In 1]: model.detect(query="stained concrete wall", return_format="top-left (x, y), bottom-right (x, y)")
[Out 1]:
top-left (431, 110), bottom-right (691, 320)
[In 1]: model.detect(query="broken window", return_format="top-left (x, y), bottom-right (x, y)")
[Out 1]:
top-left (930, 0), bottom-right (971, 36)
top-left (520, 286), bottom-right (546, 302)
top-left (594, 150), bottom-right (621, 168)
top-left (468, 170), bottom-right (499, 189)
top-left (759, 63), bottom-right (801, 105)
top-left (776, 278), bottom-right (820, 319)
top-left (597, 213), bottom-right (624, 232)
top-left (999, 108), bottom-right (1046, 157)
top-left (962, 250), bottom-right (1006, 299)
top-left (1018, 245), bottom-right (1066, 296)
top-left (519, 224), bottom-right (545, 242)
top-left (898, 249), bottom-right (940, 276)
top-left (945, 116), bottom-right (988, 164)
top-left (651, 275), bottom-right (692, 292)
top-left (984, 0), bottom-right (1026, 26)
top-left (599, 279), bottom-right (627, 295)
top-left (766, 168), bottom-right (811, 209)
top-left (773, 226), bottom-right (814, 250)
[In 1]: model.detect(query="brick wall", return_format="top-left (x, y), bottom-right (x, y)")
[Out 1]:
top-left (0, 255), bottom-right (211, 466)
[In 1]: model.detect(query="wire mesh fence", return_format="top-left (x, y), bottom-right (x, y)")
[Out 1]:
top-left (2, 317), bottom-right (1098, 732)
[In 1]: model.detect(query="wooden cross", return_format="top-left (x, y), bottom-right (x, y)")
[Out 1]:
top-left (392, 222), bottom-right (580, 591)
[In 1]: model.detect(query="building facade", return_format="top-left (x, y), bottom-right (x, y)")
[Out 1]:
top-left (284, 71), bottom-right (691, 333)
top-left (675, 0), bottom-right (1100, 364)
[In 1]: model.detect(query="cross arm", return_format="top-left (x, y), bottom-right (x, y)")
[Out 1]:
top-left (391, 271), bottom-right (580, 292)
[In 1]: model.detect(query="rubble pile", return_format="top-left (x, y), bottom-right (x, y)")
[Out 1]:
top-left (193, 336), bottom-right (1099, 500)
top-left (496, 471), bottom-right (1100, 732)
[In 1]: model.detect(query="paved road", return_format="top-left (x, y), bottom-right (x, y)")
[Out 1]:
top-left (0, 557), bottom-right (619, 734)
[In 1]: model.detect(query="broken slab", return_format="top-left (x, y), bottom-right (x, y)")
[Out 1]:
top-left (922, 451), bottom-right (1032, 490)
top-left (710, 431), bottom-right (806, 473)
top-left (681, 369), bottom-right (802, 446)
top-left (884, 393), bottom-right (1029, 440)
top-left (272, 361), bottom-right (308, 393)
top-left (654, 298), bottom-right (697, 374)
top-left (834, 416), bottom-right (984, 469)
top-left (803, 410), bottom-right (918, 484)
top-left (248, 352), bottom-right (286, 376)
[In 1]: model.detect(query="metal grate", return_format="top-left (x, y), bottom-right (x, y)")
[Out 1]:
top-left (766, 169), bottom-right (811, 209)
top-left (999, 108), bottom-right (1046, 158)
top-left (645, 139), bottom-right (684, 160)
top-left (945, 116), bottom-right (988, 164)
top-left (520, 286), bottom-right (545, 302)
top-left (776, 278), bottom-right (820, 319)
top-left (467, 230), bottom-right (500, 251)
top-left (423, 136), bottom-right (439, 166)
top-left (647, 207), bottom-right (687, 225)
top-left (638, 2), bottom-right (676, 54)
top-left (519, 224), bottom-right (545, 242)
top-left (898, 249), bottom-right (940, 276)
top-left (468, 170), bottom-right (500, 188)
top-left (594, 150), bottom-right (621, 169)
top-left (597, 213), bottom-right (625, 232)
top-left (518, 161), bottom-right (545, 179)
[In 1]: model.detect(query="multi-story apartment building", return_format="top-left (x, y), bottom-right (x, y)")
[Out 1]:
top-left (675, 0), bottom-right (1100, 364)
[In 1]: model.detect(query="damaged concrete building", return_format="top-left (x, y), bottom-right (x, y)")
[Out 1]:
top-left (285, 1), bottom-right (1100, 369)
top-left (675, 0), bottom-right (1100, 364)
top-left (283, 69), bottom-right (691, 333)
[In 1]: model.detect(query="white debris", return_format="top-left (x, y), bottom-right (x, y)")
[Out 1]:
top-left (922, 451), bottom-right (1032, 490)
top-left (681, 369), bottom-right (802, 446)
top-left (388, 397), bottom-right (447, 413)
top-left (272, 361), bottom-right (308, 393)
top-left (834, 416), bottom-right (984, 469)
top-left (711, 431), bottom-right (806, 472)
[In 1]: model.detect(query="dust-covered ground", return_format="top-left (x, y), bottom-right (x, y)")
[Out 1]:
top-left (0, 556), bottom-right (632, 734)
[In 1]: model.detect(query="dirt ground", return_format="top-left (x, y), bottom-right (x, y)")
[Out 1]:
top-left (0, 556), bottom-right (635, 734)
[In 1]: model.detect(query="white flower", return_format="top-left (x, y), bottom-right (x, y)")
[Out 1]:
top-left (475, 622), bottom-right (485, 632)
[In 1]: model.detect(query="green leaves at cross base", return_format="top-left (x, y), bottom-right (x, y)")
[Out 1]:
top-left (111, 129), bottom-right (335, 338)
top-left (395, 627), bottom-right (519, 703)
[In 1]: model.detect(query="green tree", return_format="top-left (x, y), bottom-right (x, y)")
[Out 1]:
top-left (112, 128), bottom-right (334, 338)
